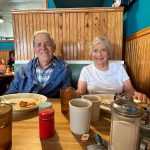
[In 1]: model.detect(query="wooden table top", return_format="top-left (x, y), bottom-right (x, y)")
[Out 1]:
top-left (12, 99), bottom-right (111, 150)
top-left (0, 72), bottom-right (14, 78)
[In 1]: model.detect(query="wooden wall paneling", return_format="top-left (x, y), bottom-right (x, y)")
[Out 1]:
top-left (100, 12), bottom-right (108, 37)
top-left (69, 13), bottom-right (76, 60)
top-left (14, 14), bottom-right (21, 61)
top-left (140, 36), bottom-right (150, 91)
top-left (77, 13), bottom-right (81, 60)
top-left (66, 13), bottom-right (70, 60)
top-left (54, 13), bottom-right (59, 56)
top-left (50, 14), bottom-right (55, 42)
top-left (24, 14), bottom-right (31, 60)
top-left (72, 13), bottom-right (78, 60)
top-left (26, 14), bottom-right (30, 60)
top-left (84, 12), bottom-right (92, 60)
top-left (145, 35), bottom-right (150, 94)
top-left (40, 13), bottom-right (44, 30)
top-left (62, 13), bottom-right (67, 60)
top-left (0, 51), bottom-right (10, 59)
top-left (92, 13), bottom-right (100, 40)
top-left (47, 14), bottom-right (51, 35)
top-left (32, 13), bottom-right (37, 58)
top-left (21, 14), bottom-right (26, 60)
top-left (107, 12), bottom-right (116, 60)
top-left (132, 39), bottom-right (139, 86)
top-left (29, 14), bottom-right (34, 59)
top-left (57, 13), bottom-right (63, 58)
top-left (138, 38), bottom-right (143, 88)
top-left (115, 12), bottom-right (122, 60)
top-left (36, 13), bottom-right (41, 31)
top-left (69, 13), bottom-right (74, 60)
top-left (18, 14), bottom-right (24, 61)
top-left (133, 39), bottom-right (139, 85)
top-left (22, 14), bottom-right (29, 60)
top-left (77, 13), bottom-right (85, 60)
top-left (62, 12), bottom-right (70, 60)
top-left (55, 13), bottom-right (59, 50)
top-left (125, 27), bottom-right (150, 97)
top-left (55, 13), bottom-right (62, 57)
top-left (12, 8), bottom-right (123, 61)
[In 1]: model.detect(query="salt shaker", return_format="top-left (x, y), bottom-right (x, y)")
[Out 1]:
top-left (39, 102), bottom-right (55, 139)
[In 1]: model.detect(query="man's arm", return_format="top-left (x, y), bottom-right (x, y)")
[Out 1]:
top-left (7, 70), bottom-right (22, 94)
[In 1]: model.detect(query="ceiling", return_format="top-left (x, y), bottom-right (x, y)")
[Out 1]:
top-left (0, 0), bottom-right (46, 37)
top-left (0, 0), bottom-right (45, 22)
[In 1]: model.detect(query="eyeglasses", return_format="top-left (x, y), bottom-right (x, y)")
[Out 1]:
top-left (92, 49), bottom-right (107, 54)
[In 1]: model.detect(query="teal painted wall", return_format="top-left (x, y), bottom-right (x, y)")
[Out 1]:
top-left (52, 0), bottom-right (102, 8)
top-left (0, 42), bottom-right (14, 50)
top-left (124, 0), bottom-right (150, 37)
top-left (48, 0), bottom-right (56, 8)
top-left (101, 0), bottom-right (113, 7)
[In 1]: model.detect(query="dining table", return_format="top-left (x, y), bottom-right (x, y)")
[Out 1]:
top-left (0, 72), bottom-right (14, 78)
top-left (12, 98), bottom-right (111, 150)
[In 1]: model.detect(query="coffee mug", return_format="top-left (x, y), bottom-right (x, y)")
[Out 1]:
top-left (69, 98), bottom-right (92, 135)
top-left (82, 95), bottom-right (101, 122)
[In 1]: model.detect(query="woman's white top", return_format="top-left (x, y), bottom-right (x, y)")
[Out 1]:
top-left (79, 63), bottom-right (129, 94)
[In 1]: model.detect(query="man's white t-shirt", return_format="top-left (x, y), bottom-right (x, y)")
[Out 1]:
top-left (79, 63), bottom-right (129, 94)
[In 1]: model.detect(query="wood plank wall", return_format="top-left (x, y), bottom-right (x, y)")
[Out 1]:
top-left (12, 8), bottom-right (123, 61)
top-left (125, 27), bottom-right (150, 97)
top-left (0, 50), bottom-right (10, 59)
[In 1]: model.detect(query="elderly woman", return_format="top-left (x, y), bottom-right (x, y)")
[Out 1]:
top-left (76, 36), bottom-right (149, 103)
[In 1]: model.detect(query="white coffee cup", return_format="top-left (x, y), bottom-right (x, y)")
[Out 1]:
top-left (69, 98), bottom-right (92, 135)
top-left (82, 95), bottom-right (101, 122)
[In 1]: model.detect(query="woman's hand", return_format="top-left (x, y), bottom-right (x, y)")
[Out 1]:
top-left (133, 92), bottom-right (150, 103)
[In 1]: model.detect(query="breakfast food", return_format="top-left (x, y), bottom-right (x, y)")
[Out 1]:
top-left (19, 100), bottom-right (36, 108)
top-left (101, 98), bottom-right (113, 107)
top-left (7, 98), bottom-right (38, 110)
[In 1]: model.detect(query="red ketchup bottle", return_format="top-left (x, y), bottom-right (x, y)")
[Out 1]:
top-left (38, 102), bottom-right (55, 139)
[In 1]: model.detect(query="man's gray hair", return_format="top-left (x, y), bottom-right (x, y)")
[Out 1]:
top-left (33, 30), bottom-right (56, 51)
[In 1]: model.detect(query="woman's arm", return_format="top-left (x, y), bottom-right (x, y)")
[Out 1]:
top-left (123, 79), bottom-right (150, 103)
top-left (75, 81), bottom-right (87, 98)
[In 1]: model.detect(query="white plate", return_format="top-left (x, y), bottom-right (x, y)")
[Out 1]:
top-left (94, 94), bottom-right (114, 113)
top-left (0, 93), bottom-right (47, 114)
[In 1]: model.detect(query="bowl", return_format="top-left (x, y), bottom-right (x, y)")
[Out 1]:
top-left (0, 93), bottom-right (47, 116)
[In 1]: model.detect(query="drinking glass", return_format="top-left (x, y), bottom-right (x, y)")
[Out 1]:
top-left (60, 87), bottom-right (75, 114)
top-left (0, 103), bottom-right (12, 150)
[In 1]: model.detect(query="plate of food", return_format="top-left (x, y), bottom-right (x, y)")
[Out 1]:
top-left (94, 94), bottom-right (115, 113)
top-left (0, 93), bottom-right (47, 114)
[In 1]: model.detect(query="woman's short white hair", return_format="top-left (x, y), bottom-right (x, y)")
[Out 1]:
top-left (33, 30), bottom-right (56, 51)
top-left (89, 36), bottom-right (112, 56)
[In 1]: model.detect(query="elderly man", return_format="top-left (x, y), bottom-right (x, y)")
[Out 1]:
top-left (7, 30), bottom-right (71, 98)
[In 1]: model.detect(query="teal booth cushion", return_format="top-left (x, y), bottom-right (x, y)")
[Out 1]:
top-left (14, 61), bottom-right (91, 89)
top-left (14, 60), bottom-right (124, 89)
